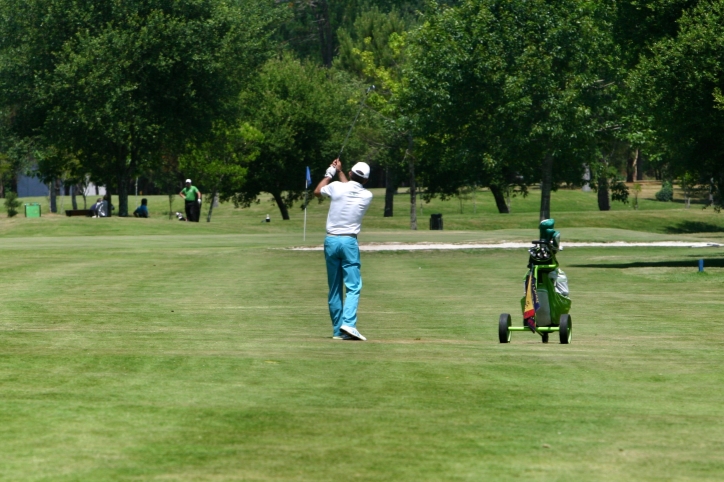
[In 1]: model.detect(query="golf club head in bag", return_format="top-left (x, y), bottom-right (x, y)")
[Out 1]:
top-left (528, 219), bottom-right (560, 265)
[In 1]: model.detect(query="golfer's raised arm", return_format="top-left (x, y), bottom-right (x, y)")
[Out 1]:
top-left (337, 167), bottom-right (348, 183)
top-left (314, 160), bottom-right (339, 198)
top-left (314, 177), bottom-right (331, 198)
top-left (332, 158), bottom-right (348, 183)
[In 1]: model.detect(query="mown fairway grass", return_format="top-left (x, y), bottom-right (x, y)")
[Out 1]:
top-left (1, 188), bottom-right (724, 481)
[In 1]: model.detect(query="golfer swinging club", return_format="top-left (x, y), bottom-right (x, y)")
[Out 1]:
top-left (314, 158), bottom-right (373, 341)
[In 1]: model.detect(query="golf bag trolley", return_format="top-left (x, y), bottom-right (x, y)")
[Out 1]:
top-left (499, 219), bottom-right (573, 344)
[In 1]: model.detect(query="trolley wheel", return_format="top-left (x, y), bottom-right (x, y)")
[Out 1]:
top-left (559, 314), bottom-right (572, 344)
top-left (499, 313), bottom-right (511, 343)
top-left (541, 332), bottom-right (549, 343)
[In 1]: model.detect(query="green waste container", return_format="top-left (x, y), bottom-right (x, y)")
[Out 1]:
top-left (24, 203), bottom-right (41, 218)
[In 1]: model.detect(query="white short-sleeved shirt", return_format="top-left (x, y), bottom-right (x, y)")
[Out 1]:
top-left (320, 181), bottom-right (373, 235)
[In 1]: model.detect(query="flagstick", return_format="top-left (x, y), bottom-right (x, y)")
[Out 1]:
top-left (303, 185), bottom-right (308, 242)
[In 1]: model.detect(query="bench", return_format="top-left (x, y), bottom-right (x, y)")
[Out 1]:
top-left (65, 209), bottom-right (93, 217)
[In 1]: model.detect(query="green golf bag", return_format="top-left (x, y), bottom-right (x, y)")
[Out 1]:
top-left (520, 219), bottom-right (572, 330)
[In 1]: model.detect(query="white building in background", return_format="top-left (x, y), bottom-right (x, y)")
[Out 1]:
top-left (16, 174), bottom-right (105, 198)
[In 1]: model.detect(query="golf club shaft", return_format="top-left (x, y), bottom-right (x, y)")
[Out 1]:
top-left (338, 85), bottom-right (374, 159)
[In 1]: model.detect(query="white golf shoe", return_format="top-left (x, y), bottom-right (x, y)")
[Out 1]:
top-left (340, 325), bottom-right (366, 341)
top-left (332, 334), bottom-right (355, 340)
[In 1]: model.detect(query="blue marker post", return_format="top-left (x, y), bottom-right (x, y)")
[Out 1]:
top-left (699, 259), bottom-right (704, 272)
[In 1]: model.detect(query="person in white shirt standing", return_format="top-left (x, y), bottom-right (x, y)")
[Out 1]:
top-left (314, 158), bottom-right (373, 340)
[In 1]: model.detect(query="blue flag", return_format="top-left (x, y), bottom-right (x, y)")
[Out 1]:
top-left (305, 166), bottom-right (312, 189)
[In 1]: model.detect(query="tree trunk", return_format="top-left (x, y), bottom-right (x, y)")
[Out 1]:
top-left (105, 186), bottom-right (112, 217)
top-left (272, 192), bottom-right (290, 220)
top-left (49, 179), bottom-right (57, 213)
top-left (384, 166), bottom-right (395, 217)
top-left (636, 151), bottom-right (644, 181)
top-left (626, 157), bottom-right (634, 183)
top-left (597, 176), bottom-right (611, 211)
top-left (539, 154), bottom-right (553, 221)
top-left (206, 188), bottom-right (218, 222)
top-left (408, 138), bottom-right (417, 230)
top-left (71, 185), bottom-right (78, 210)
top-left (628, 149), bottom-right (639, 183)
top-left (419, 182), bottom-right (424, 217)
top-left (168, 194), bottom-right (174, 220)
top-left (313, 0), bottom-right (333, 67)
top-left (489, 184), bottom-right (510, 213)
top-left (117, 172), bottom-right (129, 217)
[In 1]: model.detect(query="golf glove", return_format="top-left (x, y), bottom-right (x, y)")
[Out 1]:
top-left (198, 199), bottom-right (202, 204)
top-left (325, 166), bottom-right (337, 178)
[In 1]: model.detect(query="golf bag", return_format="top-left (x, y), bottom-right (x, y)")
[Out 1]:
top-left (520, 219), bottom-right (571, 330)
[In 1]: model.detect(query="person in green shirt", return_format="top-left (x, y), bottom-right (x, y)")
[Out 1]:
top-left (179, 179), bottom-right (202, 222)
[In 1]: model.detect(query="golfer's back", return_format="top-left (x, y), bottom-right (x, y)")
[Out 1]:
top-left (322, 181), bottom-right (373, 235)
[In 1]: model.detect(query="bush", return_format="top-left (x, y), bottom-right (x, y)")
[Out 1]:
top-left (4, 192), bottom-right (21, 217)
top-left (655, 181), bottom-right (674, 202)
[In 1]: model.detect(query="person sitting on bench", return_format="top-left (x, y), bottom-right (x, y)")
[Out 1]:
top-left (90, 198), bottom-right (103, 217)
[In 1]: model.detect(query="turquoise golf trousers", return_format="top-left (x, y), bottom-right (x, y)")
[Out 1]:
top-left (324, 236), bottom-right (362, 337)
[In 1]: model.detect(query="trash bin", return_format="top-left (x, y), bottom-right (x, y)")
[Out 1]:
top-left (24, 203), bottom-right (41, 218)
top-left (430, 213), bottom-right (443, 230)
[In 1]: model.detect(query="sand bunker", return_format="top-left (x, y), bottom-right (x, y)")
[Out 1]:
top-left (291, 241), bottom-right (721, 252)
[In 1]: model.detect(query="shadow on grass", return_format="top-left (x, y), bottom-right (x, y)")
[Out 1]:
top-left (665, 221), bottom-right (724, 234)
top-left (572, 257), bottom-right (724, 269)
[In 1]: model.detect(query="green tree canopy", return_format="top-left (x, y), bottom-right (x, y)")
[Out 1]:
top-left (634, 0), bottom-right (724, 207)
top-left (0, 0), bottom-right (282, 215)
top-left (278, 0), bottom-right (434, 66)
top-left (609, 1), bottom-right (698, 187)
top-left (403, 0), bottom-right (613, 219)
top-left (180, 122), bottom-right (262, 222)
top-left (231, 55), bottom-right (361, 220)
top-left (335, 7), bottom-right (412, 219)
top-left (613, 0), bottom-right (698, 69)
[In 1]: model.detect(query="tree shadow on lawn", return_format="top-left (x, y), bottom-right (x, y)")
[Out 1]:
top-left (665, 221), bottom-right (724, 234)
top-left (572, 256), bottom-right (724, 269)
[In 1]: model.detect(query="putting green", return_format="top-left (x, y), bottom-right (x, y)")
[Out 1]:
top-left (0, 219), bottom-right (723, 480)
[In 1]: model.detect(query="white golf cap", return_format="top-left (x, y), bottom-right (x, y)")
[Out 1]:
top-left (185, 179), bottom-right (192, 183)
top-left (351, 162), bottom-right (370, 179)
